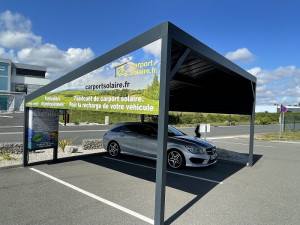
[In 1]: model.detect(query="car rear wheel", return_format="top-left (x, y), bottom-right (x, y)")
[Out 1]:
top-left (167, 150), bottom-right (185, 169)
top-left (108, 141), bottom-right (120, 157)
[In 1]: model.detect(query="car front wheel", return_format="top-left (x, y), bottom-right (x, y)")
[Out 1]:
top-left (167, 150), bottom-right (185, 169)
top-left (108, 141), bottom-right (120, 157)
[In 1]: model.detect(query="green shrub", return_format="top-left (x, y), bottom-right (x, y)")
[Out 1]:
top-left (223, 121), bottom-right (236, 126)
top-left (182, 114), bottom-right (193, 124)
top-left (0, 153), bottom-right (16, 161)
top-left (255, 120), bottom-right (261, 125)
top-left (58, 137), bottom-right (78, 152)
top-left (259, 117), bottom-right (271, 125)
top-left (169, 113), bottom-right (182, 124)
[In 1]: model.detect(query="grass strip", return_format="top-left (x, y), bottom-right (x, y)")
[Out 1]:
top-left (255, 131), bottom-right (300, 141)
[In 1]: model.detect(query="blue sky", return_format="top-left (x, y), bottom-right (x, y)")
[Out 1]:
top-left (1, 0), bottom-right (300, 106)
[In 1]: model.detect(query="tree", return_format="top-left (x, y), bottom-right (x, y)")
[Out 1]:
top-left (143, 73), bottom-right (160, 100)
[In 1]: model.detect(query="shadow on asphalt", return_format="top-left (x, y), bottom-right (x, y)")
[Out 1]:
top-left (80, 153), bottom-right (248, 224)
top-left (27, 151), bottom-right (262, 224)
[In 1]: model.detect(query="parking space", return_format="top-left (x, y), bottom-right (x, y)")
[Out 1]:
top-left (1, 138), bottom-right (299, 224)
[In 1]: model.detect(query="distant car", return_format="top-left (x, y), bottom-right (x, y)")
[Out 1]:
top-left (103, 122), bottom-right (217, 169)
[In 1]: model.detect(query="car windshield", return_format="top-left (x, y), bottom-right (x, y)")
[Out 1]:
top-left (148, 123), bottom-right (185, 136)
top-left (168, 125), bottom-right (185, 136)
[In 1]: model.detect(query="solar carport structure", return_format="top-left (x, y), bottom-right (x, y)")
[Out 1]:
top-left (23, 22), bottom-right (256, 225)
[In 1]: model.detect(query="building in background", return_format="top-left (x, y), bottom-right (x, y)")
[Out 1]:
top-left (0, 58), bottom-right (50, 111)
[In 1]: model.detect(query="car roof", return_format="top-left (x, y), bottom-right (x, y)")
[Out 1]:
top-left (113, 122), bottom-right (158, 127)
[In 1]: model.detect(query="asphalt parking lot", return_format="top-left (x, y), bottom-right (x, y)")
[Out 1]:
top-left (1, 137), bottom-right (299, 225)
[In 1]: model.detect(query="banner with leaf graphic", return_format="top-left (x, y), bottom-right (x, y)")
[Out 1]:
top-left (28, 108), bottom-right (59, 150)
top-left (26, 39), bottom-right (162, 115)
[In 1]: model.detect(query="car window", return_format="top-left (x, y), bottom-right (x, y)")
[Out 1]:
top-left (124, 124), bottom-right (139, 133)
top-left (111, 125), bottom-right (130, 133)
top-left (111, 126), bottom-right (121, 132)
top-left (140, 124), bottom-right (157, 136)
top-left (123, 124), bottom-right (157, 136)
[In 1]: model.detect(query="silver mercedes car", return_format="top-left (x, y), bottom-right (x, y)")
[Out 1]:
top-left (103, 122), bottom-right (217, 169)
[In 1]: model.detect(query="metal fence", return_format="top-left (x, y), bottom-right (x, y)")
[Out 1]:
top-left (284, 115), bottom-right (300, 131)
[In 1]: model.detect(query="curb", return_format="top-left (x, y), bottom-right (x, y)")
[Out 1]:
top-left (0, 163), bottom-right (23, 170)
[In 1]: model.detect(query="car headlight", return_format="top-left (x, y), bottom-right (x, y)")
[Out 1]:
top-left (185, 146), bottom-right (204, 154)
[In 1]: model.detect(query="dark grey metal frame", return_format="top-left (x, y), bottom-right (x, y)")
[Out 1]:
top-left (23, 21), bottom-right (256, 225)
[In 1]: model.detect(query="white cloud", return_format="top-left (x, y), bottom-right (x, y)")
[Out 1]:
top-left (0, 11), bottom-right (41, 49)
top-left (225, 48), bottom-right (255, 64)
top-left (0, 47), bottom-right (18, 62)
top-left (248, 66), bottom-right (300, 105)
top-left (0, 10), bottom-right (95, 80)
top-left (17, 44), bottom-right (94, 75)
top-left (143, 39), bottom-right (161, 58)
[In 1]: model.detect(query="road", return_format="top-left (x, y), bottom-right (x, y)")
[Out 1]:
top-left (0, 112), bottom-right (279, 145)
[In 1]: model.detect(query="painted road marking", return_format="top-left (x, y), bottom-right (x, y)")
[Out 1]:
top-left (207, 136), bottom-right (247, 140)
top-left (212, 140), bottom-right (275, 148)
top-left (103, 156), bottom-right (223, 184)
top-left (59, 130), bottom-right (108, 133)
top-left (0, 126), bottom-right (23, 128)
top-left (30, 168), bottom-right (154, 224)
top-left (0, 130), bottom-right (108, 135)
top-left (0, 132), bottom-right (22, 135)
top-left (270, 141), bottom-right (300, 144)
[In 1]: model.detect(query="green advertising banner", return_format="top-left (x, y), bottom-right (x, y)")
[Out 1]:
top-left (26, 39), bottom-right (161, 115)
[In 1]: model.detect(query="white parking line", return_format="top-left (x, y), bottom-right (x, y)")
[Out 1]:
top-left (207, 136), bottom-right (238, 140)
top-left (0, 132), bottom-right (22, 135)
top-left (212, 140), bottom-right (275, 148)
top-left (270, 140), bottom-right (300, 144)
top-left (103, 156), bottom-right (223, 184)
top-left (0, 125), bottom-right (23, 128)
top-left (30, 168), bottom-right (154, 224)
top-left (0, 130), bottom-right (108, 135)
top-left (0, 116), bottom-right (13, 118)
top-left (59, 130), bottom-right (108, 133)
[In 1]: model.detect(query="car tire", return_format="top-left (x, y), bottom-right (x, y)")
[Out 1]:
top-left (167, 149), bottom-right (185, 169)
top-left (108, 141), bottom-right (121, 157)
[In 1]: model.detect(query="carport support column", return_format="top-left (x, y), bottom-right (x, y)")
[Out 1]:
top-left (154, 35), bottom-right (171, 225)
top-left (53, 147), bottom-right (58, 162)
top-left (23, 107), bottom-right (29, 167)
top-left (248, 83), bottom-right (256, 167)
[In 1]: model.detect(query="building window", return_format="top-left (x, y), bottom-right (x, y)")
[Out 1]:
top-left (0, 77), bottom-right (8, 91)
top-left (16, 68), bottom-right (46, 78)
top-left (0, 62), bottom-right (9, 91)
top-left (0, 62), bottom-right (9, 76)
top-left (0, 95), bottom-right (8, 110)
top-left (15, 84), bottom-right (27, 94)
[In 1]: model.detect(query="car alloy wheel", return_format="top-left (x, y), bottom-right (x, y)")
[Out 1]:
top-left (167, 150), bottom-right (184, 169)
top-left (108, 141), bottom-right (120, 157)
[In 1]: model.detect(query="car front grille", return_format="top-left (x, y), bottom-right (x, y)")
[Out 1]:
top-left (206, 147), bottom-right (216, 155)
top-left (190, 158), bottom-right (205, 164)
top-left (208, 158), bottom-right (217, 164)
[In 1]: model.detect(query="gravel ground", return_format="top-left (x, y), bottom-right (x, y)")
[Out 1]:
top-left (0, 147), bottom-right (248, 168)
top-left (0, 147), bottom-right (106, 168)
